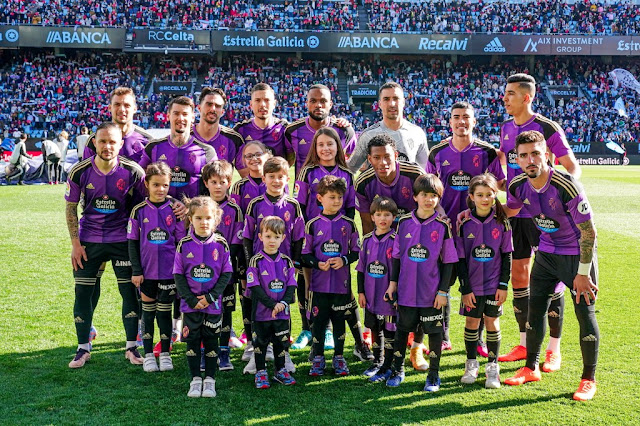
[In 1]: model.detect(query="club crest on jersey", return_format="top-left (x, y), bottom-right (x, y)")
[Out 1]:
top-left (148, 227), bottom-right (169, 244)
top-left (431, 230), bottom-right (439, 242)
top-left (191, 264), bottom-right (213, 282)
top-left (213, 249), bottom-right (219, 261)
top-left (284, 211), bottom-right (291, 222)
top-left (492, 227), bottom-right (500, 240)
top-left (188, 152), bottom-right (196, 164)
top-left (472, 244), bottom-right (495, 262)
top-left (224, 215), bottom-right (232, 226)
top-left (93, 195), bottom-right (119, 214)
top-left (386, 247), bottom-right (393, 259)
top-left (472, 154), bottom-right (480, 168)
top-left (534, 214), bottom-right (560, 233)
top-left (401, 186), bottom-right (411, 199)
top-left (548, 197), bottom-right (559, 211)
top-left (367, 260), bottom-right (387, 278)
top-left (218, 145), bottom-right (227, 159)
top-left (283, 266), bottom-right (289, 278)
top-left (408, 244), bottom-right (429, 262)
top-left (166, 215), bottom-right (173, 226)
top-left (341, 226), bottom-right (347, 236)
top-left (116, 178), bottom-right (126, 191)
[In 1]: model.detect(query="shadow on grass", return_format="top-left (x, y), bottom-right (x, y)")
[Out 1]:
top-left (0, 343), bottom-right (567, 425)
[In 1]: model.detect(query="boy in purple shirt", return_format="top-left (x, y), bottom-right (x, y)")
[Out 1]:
top-left (173, 196), bottom-right (233, 398)
top-left (247, 216), bottom-right (298, 389)
top-left (303, 175), bottom-right (360, 377)
top-left (456, 174), bottom-right (513, 388)
top-left (383, 174), bottom-right (458, 392)
top-left (357, 197), bottom-right (399, 381)
top-left (503, 131), bottom-right (599, 402)
top-left (66, 122), bottom-right (146, 369)
top-left (128, 162), bottom-right (186, 372)
top-left (202, 160), bottom-right (245, 371)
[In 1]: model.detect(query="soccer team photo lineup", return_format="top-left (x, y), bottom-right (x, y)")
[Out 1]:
top-left (1, 2), bottom-right (640, 423)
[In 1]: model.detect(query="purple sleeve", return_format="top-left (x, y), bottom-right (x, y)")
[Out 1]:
top-left (246, 266), bottom-right (258, 288)
top-left (138, 150), bottom-right (151, 170)
top-left (172, 250), bottom-right (184, 275)
top-left (242, 214), bottom-right (256, 240)
top-left (82, 145), bottom-right (93, 161)
top-left (127, 216), bottom-right (140, 240)
top-left (506, 184), bottom-right (524, 210)
top-left (235, 146), bottom-right (246, 171)
top-left (344, 132), bottom-right (357, 157)
top-left (286, 264), bottom-right (297, 287)
top-left (488, 156), bottom-right (505, 181)
top-left (221, 245), bottom-right (233, 273)
top-left (350, 226), bottom-right (361, 253)
top-left (355, 239), bottom-right (366, 273)
top-left (65, 179), bottom-right (81, 203)
top-left (566, 193), bottom-right (593, 225)
top-left (425, 158), bottom-right (437, 175)
top-left (355, 191), bottom-right (371, 214)
top-left (345, 182), bottom-right (356, 210)
top-left (230, 218), bottom-right (243, 245)
top-left (230, 193), bottom-right (241, 206)
top-left (391, 232), bottom-right (401, 260)
top-left (501, 227), bottom-right (514, 254)
top-left (302, 231), bottom-right (313, 255)
top-left (294, 179), bottom-right (309, 207)
top-left (454, 232), bottom-right (465, 259)
top-left (547, 130), bottom-right (571, 159)
top-left (293, 214), bottom-right (305, 242)
top-left (174, 220), bottom-right (187, 242)
top-left (441, 236), bottom-right (458, 264)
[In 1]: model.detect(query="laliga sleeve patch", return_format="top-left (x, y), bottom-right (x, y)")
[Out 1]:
top-left (578, 201), bottom-right (591, 215)
top-left (65, 182), bottom-right (71, 197)
top-left (247, 272), bottom-right (255, 284)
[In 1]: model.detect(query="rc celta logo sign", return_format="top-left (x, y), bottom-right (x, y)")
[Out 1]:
top-left (149, 31), bottom-right (194, 42)
top-left (46, 31), bottom-right (112, 45)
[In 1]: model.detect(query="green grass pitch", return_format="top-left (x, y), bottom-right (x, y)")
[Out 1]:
top-left (0, 165), bottom-right (639, 425)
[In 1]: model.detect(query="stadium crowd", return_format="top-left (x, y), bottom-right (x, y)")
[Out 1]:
top-left (2, 0), bottom-right (640, 35)
top-left (0, 51), bottom-right (638, 148)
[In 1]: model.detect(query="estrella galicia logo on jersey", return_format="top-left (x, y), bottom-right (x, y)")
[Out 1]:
top-left (507, 150), bottom-right (520, 169)
top-left (367, 260), bottom-right (387, 278)
top-left (533, 214), bottom-right (560, 233)
top-left (147, 227), bottom-right (169, 244)
top-left (322, 239), bottom-right (342, 257)
top-left (191, 264), bottom-right (213, 283)
top-left (269, 279), bottom-right (285, 293)
top-left (472, 244), bottom-right (495, 262)
top-left (93, 195), bottom-right (119, 214)
top-left (171, 166), bottom-right (190, 187)
top-left (448, 170), bottom-right (472, 191)
top-left (408, 244), bottom-right (429, 262)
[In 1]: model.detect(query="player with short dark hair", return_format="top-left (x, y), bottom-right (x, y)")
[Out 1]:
top-left (193, 87), bottom-right (244, 169)
top-left (234, 83), bottom-right (292, 178)
top-left (383, 174), bottom-right (458, 391)
top-left (66, 122), bottom-right (146, 369)
top-left (202, 160), bottom-right (245, 371)
top-left (498, 73), bottom-right (581, 368)
top-left (173, 196), bottom-right (233, 398)
top-left (503, 130), bottom-right (599, 402)
top-left (302, 175), bottom-right (360, 377)
top-left (285, 84), bottom-right (356, 177)
top-left (247, 216), bottom-right (298, 389)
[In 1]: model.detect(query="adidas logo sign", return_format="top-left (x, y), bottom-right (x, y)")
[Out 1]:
top-left (484, 37), bottom-right (506, 53)
top-left (262, 270), bottom-right (269, 275)
top-left (143, 218), bottom-right (149, 223)
top-left (523, 198), bottom-right (531, 205)
top-left (142, 333), bottom-right (152, 339)
top-left (467, 233), bottom-right (475, 239)
top-left (186, 349), bottom-right (197, 356)
top-left (159, 154), bottom-right (167, 160)
top-left (429, 351), bottom-right (438, 358)
top-left (582, 334), bottom-right (597, 342)
top-left (74, 316), bottom-right (84, 323)
top-left (187, 252), bottom-right (194, 258)
top-left (442, 160), bottom-right (450, 166)
top-left (86, 183), bottom-right (95, 189)
top-left (394, 351), bottom-right (402, 357)
top-left (125, 311), bottom-right (138, 318)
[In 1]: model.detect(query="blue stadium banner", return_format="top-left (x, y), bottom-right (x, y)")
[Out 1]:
top-left (133, 29), bottom-right (211, 48)
top-left (348, 84), bottom-right (379, 98)
top-left (153, 81), bottom-right (194, 95)
top-left (18, 26), bottom-right (125, 49)
top-left (0, 25), bottom-right (20, 48)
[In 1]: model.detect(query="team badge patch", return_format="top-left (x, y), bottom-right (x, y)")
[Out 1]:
top-left (213, 249), bottom-right (219, 261)
top-left (401, 186), bottom-right (411, 199)
top-left (431, 230), bottom-right (439, 242)
top-left (116, 178), bottom-right (126, 191)
top-left (492, 227), bottom-right (500, 240)
top-left (284, 211), bottom-right (291, 222)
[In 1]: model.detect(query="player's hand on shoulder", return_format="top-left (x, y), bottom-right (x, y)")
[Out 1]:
top-left (332, 116), bottom-right (352, 128)
top-left (170, 199), bottom-right (188, 221)
top-left (456, 209), bottom-right (471, 230)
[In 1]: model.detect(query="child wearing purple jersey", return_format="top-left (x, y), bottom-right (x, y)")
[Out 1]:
top-left (302, 175), bottom-right (360, 377)
top-left (357, 197), bottom-right (399, 381)
top-left (293, 128), bottom-right (370, 360)
top-left (230, 141), bottom-right (273, 214)
top-left (128, 162), bottom-right (186, 373)
top-left (202, 160), bottom-right (245, 371)
top-left (247, 216), bottom-right (298, 389)
top-left (384, 174), bottom-right (458, 392)
top-left (173, 197), bottom-right (233, 398)
top-left (241, 156), bottom-right (304, 374)
top-left (456, 174), bottom-right (513, 388)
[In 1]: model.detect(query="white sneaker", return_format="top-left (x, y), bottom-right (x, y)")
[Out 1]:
top-left (187, 377), bottom-right (202, 397)
top-left (284, 351), bottom-right (296, 373)
top-left (461, 359), bottom-right (480, 384)
top-left (159, 352), bottom-right (173, 372)
top-left (485, 362), bottom-right (501, 389)
top-left (243, 355), bottom-right (257, 375)
top-left (266, 344), bottom-right (274, 362)
top-left (201, 377), bottom-right (217, 397)
top-left (143, 353), bottom-right (159, 372)
top-left (241, 343), bottom-right (254, 362)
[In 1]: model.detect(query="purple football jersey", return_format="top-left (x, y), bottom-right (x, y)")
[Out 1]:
top-left (127, 199), bottom-right (186, 280)
top-left (66, 156), bottom-right (145, 243)
top-left (356, 231), bottom-right (397, 316)
top-left (455, 209), bottom-right (513, 296)
top-left (246, 251), bottom-right (297, 322)
top-left (392, 211), bottom-right (458, 307)
top-left (285, 117), bottom-right (357, 176)
top-left (83, 125), bottom-right (150, 163)
top-left (427, 138), bottom-right (505, 221)
top-left (355, 161), bottom-right (425, 218)
top-left (173, 229), bottom-right (233, 315)
top-left (303, 214), bottom-right (360, 295)
top-left (192, 125), bottom-right (244, 168)
top-left (507, 168), bottom-right (592, 256)
top-left (242, 195), bottom-right (305, 258)
top-left (294, 164), bottom-right (356, 219)
top-left (230, 176), bottom-right (289, 214)
top-left (139, 135), bottom-right (217, 200)
top-left (233, 117), bottom-right (290, 169)
top-left (216, 198), bottom-right (243, 246)
top-left (500, 114), bottom-right (572, 218)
